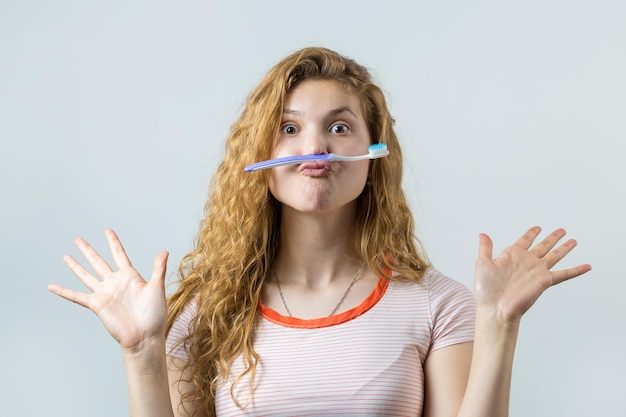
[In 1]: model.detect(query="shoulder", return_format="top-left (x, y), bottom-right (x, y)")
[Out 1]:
top-left (382, 267), bottom-right (474, 319)
top-left (388, 267), bottom-right (473, 301)
top-left (420, 267), bottom-right (476, 351)
top-left (422, 267), bottom-right (474, 300)
top-left (418, 267), bottom-right (475, 314)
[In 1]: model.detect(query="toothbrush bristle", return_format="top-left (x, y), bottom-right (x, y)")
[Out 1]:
top-left (368, 143), bottom-right (389, 158)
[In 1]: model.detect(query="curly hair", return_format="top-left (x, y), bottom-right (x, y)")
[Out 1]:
top-left (165, 47), bottom-right (430, 416)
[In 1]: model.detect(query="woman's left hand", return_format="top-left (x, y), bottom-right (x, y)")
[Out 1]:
top-left (473, 226), bottom-right (591, 324)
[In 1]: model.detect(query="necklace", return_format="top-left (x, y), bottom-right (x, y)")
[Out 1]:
top-left (275, 262), bottom-right (365, 317)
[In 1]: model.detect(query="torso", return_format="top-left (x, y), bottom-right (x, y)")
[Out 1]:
top-left (211, 268), bottom-right (476, 416)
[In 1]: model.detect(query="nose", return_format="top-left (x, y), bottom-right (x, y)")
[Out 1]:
top-left (303, 128), bottom-right (328, 155)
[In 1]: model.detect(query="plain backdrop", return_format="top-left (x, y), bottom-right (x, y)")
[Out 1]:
top-left (1, 1), bottom-right (624, 416)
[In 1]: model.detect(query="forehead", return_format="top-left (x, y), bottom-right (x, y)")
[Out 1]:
top-left (284, 79), bottom-right (362, 114)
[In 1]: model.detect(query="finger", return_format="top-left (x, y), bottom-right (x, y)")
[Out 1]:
top-left (75, 237), bottom-right (113, 277)
top-left (477, 233), bottom-right (494, 261)
top-left (512, 226), bottom-right (542, 250)
top-left (530, 228), bottom-right (566, 258)
top-left (541, 238), bottom-right (578, 269)
top-left (63, 254), bottom-right (101, 291)
top-left (148, 251), bottom-right (169, 290)
top-left (47, 284), bottom-right (91, 308)
top-left (550, 263), bottom-right (592, 286)
top-left (105, 229), bottom-right (132, 269)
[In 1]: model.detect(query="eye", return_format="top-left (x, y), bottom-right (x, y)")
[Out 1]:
top-left (281, 124), bottom-right (299, 135)
top-left (330, 123), bottom-right (350, 134)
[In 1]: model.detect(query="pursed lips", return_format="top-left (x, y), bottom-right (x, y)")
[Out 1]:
top-left (299, 161), bottom-right (332, 177)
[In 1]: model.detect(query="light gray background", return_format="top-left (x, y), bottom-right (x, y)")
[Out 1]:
top-left (1, 1), bottom-right (624, 416)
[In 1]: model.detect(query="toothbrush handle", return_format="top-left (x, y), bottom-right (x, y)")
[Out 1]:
top-left (244, 154), bottom-right (334, 172)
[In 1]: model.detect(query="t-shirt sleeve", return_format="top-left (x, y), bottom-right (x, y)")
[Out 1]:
top-left (165, 298), bottom-right (197, 362)
top-left (427, 268), bottom-right (476, 352)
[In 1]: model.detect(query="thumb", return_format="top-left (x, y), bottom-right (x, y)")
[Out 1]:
top-left (149, 251), bottom-right (169, 289)
top-left (477, 233), bottom-right (493, 262)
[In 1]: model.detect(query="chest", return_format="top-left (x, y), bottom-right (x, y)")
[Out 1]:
top-left (215, 296), bottom-right (433, 416)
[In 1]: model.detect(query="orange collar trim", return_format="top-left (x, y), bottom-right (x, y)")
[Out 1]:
top-left (259, 277), bottom-right (390, 329)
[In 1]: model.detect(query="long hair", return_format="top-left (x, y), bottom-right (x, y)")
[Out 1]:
top-left (166, 47), bottom-right (430, 416)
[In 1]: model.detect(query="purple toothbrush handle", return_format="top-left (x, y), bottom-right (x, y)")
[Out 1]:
top-left (244, 154), bottom-right (334, 172)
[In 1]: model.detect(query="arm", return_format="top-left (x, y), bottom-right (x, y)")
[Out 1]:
top-left (423, 342), bottom-right (473, 417)
top-left (168, 356), bottom-right (202, 417)
top-left (123, 338), bottom-right (175, 417)
top-left (121, 327), bottom-right (203, 417)
top-left (48, 229), bottom-right (183, 417)
top-left (424, 227), bottom-right (591, 417)
top-left (455, 311), bottom-right (519, 417)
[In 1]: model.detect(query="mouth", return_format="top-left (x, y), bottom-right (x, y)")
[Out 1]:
top-left (299, 161), bottom-right (331, 177)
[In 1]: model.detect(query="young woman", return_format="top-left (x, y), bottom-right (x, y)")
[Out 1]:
top-left (48, 47), bottom-right (591, 417)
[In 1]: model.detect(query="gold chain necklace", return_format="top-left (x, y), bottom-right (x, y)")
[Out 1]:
top-left (275, 262), bottom-right (365, 317)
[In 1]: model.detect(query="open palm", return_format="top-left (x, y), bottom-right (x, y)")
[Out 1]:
top-left (473, 227), bottom-right (591, 323)
top-left (48, 229), bottom-right (169, 351)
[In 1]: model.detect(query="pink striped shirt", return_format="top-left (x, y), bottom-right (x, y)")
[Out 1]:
top-left (167, 268), bottom-right (476, 416)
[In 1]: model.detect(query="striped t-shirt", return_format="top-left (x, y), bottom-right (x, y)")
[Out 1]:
top-left (166, 267), bottom-right (476, 416)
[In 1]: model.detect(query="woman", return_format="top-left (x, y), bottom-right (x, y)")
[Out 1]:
top-left (48, 47), bottom-right (591, 417)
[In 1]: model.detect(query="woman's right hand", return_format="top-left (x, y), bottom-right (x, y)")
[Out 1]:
top-left (48, 229), bottom-right (169, 353)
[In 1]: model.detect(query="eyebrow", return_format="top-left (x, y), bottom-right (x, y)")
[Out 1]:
top-left (283, 106), bottom-right (359, 118)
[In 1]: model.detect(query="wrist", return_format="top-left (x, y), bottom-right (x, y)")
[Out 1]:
top-left (121, 336), bottom-right (167, 368)
top-left (472, 307), bottom-right (521, 364)
top-left (475, 305), bottom-right (522, 334)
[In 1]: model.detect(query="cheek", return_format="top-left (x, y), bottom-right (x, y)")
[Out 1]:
top-left (268, 172), bottom-right (279, 198)
top-left (357, 166), bottom-right (370, 191)
top-left (271, 139), bottom-right (296, 159)
top-left (352, 160), bottom-right (371, 180)
top-left (341, 161), bottom-right (370, 194)
top-left (268, 168), bottom-right (290, 200)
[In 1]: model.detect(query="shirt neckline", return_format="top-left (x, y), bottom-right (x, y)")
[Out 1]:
top-left (259, 277), bottom-right (390, 329)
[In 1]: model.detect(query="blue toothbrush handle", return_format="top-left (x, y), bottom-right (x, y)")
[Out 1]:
top-left (244, 154), bottom-right (334, 172)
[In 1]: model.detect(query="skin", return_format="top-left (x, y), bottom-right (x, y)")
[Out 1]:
top-left (265, 80), bottom-right (378, 318)
top-left (269, 79), bottom-right (371, 215)
top-left (48, 79), bottom-right (592, 417)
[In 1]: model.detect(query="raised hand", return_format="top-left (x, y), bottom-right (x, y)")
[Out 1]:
top-left (473, 226), bottom-right (591, 324)
top-left (48, 229), bottom-right (169, 352)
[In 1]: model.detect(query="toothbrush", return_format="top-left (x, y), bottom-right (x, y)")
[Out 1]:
top-left (244, 143), bottom-right (389, 172)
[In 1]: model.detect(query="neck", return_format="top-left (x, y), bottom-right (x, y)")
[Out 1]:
top-left (275, 205), bottom-right (360, 288)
